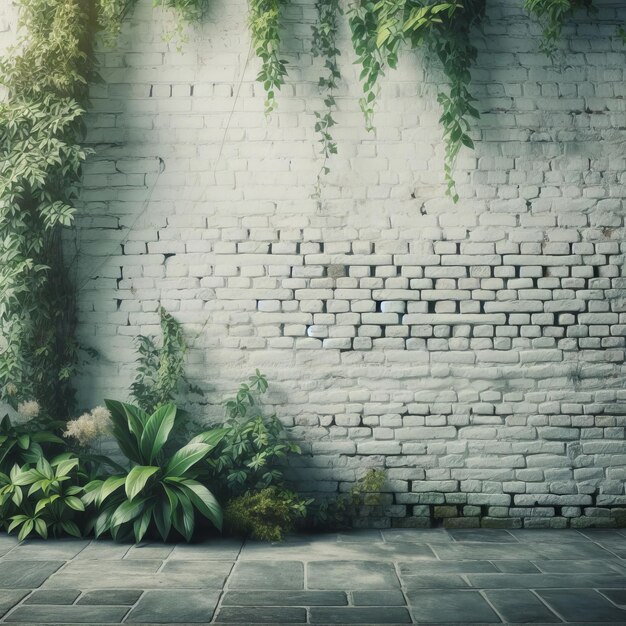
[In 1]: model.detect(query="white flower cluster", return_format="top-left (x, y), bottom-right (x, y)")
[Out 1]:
top-left (63, 406), bottom-right (111, 446)
top-left (12, 399), bottom-right (41, 425)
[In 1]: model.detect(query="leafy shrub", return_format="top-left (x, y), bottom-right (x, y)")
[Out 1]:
top-left (0, 453), bottom-right (85, 540)
top-left (0, 409), bottom-right (64, 472)
top-left (82, 401), bottom-right (225, 542)
top-left (224, 486), bottom-right (310, 542)
top-left (311, 469), bottom-right (387, 530)
top-left (204, 371), bottom-right (301, 496)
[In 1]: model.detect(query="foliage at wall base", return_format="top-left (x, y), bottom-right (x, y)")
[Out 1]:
top-left (225, 486), bottom-right (310, 542)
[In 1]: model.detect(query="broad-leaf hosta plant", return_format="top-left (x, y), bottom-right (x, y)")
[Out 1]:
top-left (83, 401), bottom-right (226, 542)
top-left (0, 453), bottom-right (85, 540)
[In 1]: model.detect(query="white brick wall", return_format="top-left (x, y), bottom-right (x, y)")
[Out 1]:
top-left (3, 0), bottom-right (626, 527)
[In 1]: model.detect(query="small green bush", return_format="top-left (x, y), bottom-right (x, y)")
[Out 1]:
top-left (224, 486), bottom-right (310, 542)
top-left (205, 371), bottom-right (301, 496)
top-left (0, 453), bottom-right (85, 540)
top-left (311, 469), bottom-right (387, 530)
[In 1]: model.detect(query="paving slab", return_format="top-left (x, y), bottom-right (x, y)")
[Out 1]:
top-left (598, 589), bottom-right (626, 607)
top-left (431, 541), bottom-right (616, 561)
top-left (401, 574), bottom-right (470, 589)
top-left (126, 589), bottom-right (220, 623)
top-left (533, 559), bottom-right (618, 573)
top-left (509, 530), bottom-right (590, 542)
top-left (221, 590), bottom-right (347, 606)
top-left (448, 529), bottom-right (518, 543)
top-left (381, 529), bottom-right (454, 543)
top-left (351, 590), bottom-right (406, 606)
top-left (23, 589), bottom-right (80, 605)
top-left (398, 560), bottom-right (497, 574)
top-left (0, 537), bottom-right (19, 559)
top-left (484, 589), bottom-right (561, 623)
top-left (72, 542), bottom-right (130, 560)
top-left (309, 606), bottom-right (412, 624)
top-left (336, 530), bottom-right (383, 543)
top-left (124, 544), bottom-right (174, 560)
top-left (77, 590), bottom-right (143, 605)
top-left (228, 560), bottom-right (304, 590)
top-left (214, 607), bottom-right (306, 623)
top-left (240, 539), bottom-right (436, 561)
top-left (0, 592), bottom-right (27, 619)
top-left (0, 561), bottom-right (64, 588)
top-left (538, 589), bottom-right (626, 622)
top-left (0, 529), bottom-right (625, 625)
top-left (5, 539), bottom-right (89, 560)
top-left (406, 589), bottom-right (501, 623)
top-left (467, 573), bottom-right (626, 589)
top-left (170, 539), bottom-right (243, 561)
top-left (4, 605), bottom-right (129, 623)
top-left (491, 560), bottom-right (540, 573)
top-left (308, 560), bottom-right (400, 590)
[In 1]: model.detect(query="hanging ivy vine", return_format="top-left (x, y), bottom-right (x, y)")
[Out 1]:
top-left (347, 0), bottom-right (484, 201)
top-left (311, 0), bottom-right (342, 186)
top-left (524, 0), bottom-right (593, 57)
top-left (249, 0), bottom-right (288, 114)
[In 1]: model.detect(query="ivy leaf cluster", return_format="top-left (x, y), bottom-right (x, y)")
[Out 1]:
top-left (0, 0), bottom-right (100, 419)
top-left (249, 0), bottom-right (289, 115)
top-left (347, 0), bottom-right (484, 201)
top-left (524, 0), bottom-right (593, 58)
top-left (312, 0), bottom-right (342, 185)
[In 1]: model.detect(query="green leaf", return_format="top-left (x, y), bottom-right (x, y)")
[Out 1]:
top-left (111, 498), bottom-right (147, 528)
top-left (34, 517), bottom-right (48, 538)
top-left (133, 506), bottom-right (153, 542)
top-left (62, 521), bottom-right (81, 538)
top-left (154, 498), bottom-right (172, 541)
top-left (177, 479), bottom-right (222, 531)
top-left (105, 400), bottom-right (143, 463)
top-left (125, 466), bottom-right (159, 502)
top-left (64, 496), bottom-right (85, 511)
top-left (165, 443), bottom-right (211, 478)
top-left (98, 475), bottom-right (126, 505)
top-left (189, 428), bottom-right (227, 450)
top-left (18, 519), bottom-right (34, 541)
top-left (140, 403), bottom-right (176, 463)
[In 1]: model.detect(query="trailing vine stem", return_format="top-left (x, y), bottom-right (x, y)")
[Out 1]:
top-left (348, 0), bottom-right (483, 201)
top-left (0, 0), bottom-right (203, 420)
top-left (347, 1), bottom-right (384, 132)
top-left (249, 0), bottom-right (288, 115)
top-left (416, 1), bottom-right (485, 202)
top-left (0, 0), bottom-right (102, 418)
top-left (524, 0), bottom-right (593, 58)
top-left (312, 0), bottom-right (342, 191)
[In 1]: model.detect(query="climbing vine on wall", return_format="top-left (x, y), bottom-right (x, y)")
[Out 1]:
top-left (0, 0), bottom-right (100, 419)
top-left (312, 0), bottom-right (342, 185)
top-left (0, 0), bottom-right (200, 420)
top-left (524, 0), bottom-right (593, 57)
top-left (1, 0), bottom-right (622, 423)
top-left (348, 0), bottom-right (484, 201)
top-left (249, 0), bottom-right (288, 114)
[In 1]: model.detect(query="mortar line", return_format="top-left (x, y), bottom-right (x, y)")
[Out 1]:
top-left (209, 538), bottom-right (245, 623)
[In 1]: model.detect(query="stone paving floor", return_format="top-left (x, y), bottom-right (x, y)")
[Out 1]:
top-left (1, 529), bottom-right (626, 624)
